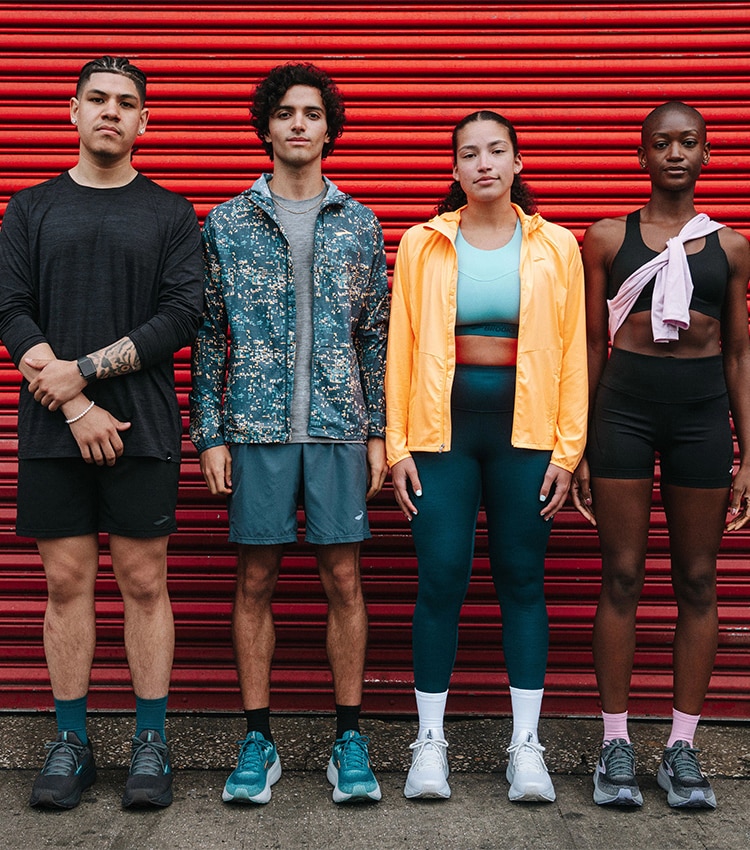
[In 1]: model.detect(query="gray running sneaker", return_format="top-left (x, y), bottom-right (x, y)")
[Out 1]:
top-left (657, 740), bottom-right (716, 809)
top-left (122, 730), bottom-right (173, 808)
top-left (593, 738), bottom-right (643, 806)
top-left (29, 731), bottom-right (96, 809)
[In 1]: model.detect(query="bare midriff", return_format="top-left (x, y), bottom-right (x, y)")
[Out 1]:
top-left (613, 310), bottom-right (722, 358)
top-left (454, 335), bottom-right (518, 366)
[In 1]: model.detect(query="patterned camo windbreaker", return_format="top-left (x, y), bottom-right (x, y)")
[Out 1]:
top-left (189, 174), bottom-right (389, 452)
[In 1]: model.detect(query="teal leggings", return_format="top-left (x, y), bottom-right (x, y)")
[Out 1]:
top-left (410, 365), bottom-right (552, 693)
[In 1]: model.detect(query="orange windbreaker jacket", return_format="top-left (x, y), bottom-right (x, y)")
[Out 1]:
top-left (385, 205), bottom-right (588, 473)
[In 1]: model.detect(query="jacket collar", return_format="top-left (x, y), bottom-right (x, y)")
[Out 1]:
top-left (248, 173), bottom-right (347, 214)
top-left (425, 203), bottom-right (545, 241)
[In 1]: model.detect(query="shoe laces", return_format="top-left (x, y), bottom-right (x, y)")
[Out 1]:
top-left (666, 743), bottom-right (704, 782)
top-left (601, 739), bottom-right (636, 778)
top-left (335, 733), bottom-right (371, 771)
top-left (40, 736), bottom-right (86, 777)
top-left (237, 734), bottom-right (273, 772)
top-left (507, 736), bottom-right (547, 774)
top-left (409, 736), bottom-right (448, 771)
top-left (130, 732), bottom-right (169, 776)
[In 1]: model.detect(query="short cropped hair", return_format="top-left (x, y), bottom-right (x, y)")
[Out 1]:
top-left (250, 63), bottom-right (346, 159)
top-left (76, 56), bottom-right (147, 105)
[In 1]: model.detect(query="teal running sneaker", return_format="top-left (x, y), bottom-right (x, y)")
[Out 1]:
top-left (122, 730), bottom-right (173, 808)
top-left (29, 731), bottom-right (96, 809)
top-left (326, 730), bottom-right (382, 803)
top-left (222, 731), bottom-right (281, 804)
top-left (657, 741), bottom-right (716, 809)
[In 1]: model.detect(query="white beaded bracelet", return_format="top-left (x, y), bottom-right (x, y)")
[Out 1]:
top-left (65, 400), bottom-right (95, 425)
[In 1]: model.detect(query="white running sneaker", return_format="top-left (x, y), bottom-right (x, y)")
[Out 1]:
top-left (506, 732), bottom-right (556, 802)
top-left (403, 730), bottom-right (451, 799)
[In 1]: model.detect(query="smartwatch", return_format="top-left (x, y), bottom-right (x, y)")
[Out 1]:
top-left (76, 356), bottom-right (97, 384)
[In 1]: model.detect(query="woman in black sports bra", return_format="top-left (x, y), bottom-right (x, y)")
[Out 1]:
top-left (572, 101), bottom-right (750, 810)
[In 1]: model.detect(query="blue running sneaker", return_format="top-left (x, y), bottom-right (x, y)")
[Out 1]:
top-left (122, 730), bottom-right (173, 808)
top-left (593, 738), bottom-right (643, 806)
top-left (29, 731), bottom-right (96, 809)
top-left (657, 740), bottom-right (716, 809)
top-left (326, 730), bottom-right (382, 803)
top-left (222, 731), bottom-right (281, 804)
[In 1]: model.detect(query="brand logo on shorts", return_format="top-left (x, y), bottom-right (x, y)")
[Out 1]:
top-left (354, 511), bottom-right (364, 521)
top-left (153, 515), bottom-right (171, 527)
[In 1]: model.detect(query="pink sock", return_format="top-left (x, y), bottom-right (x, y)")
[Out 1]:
top-left (667, 708), bottom-right (700, 747)
top-left (601, 710), bottom-right (630, 744)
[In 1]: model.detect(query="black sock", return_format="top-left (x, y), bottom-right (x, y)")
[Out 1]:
top-left (335, 703), bottom-right (361, 739)
top-left (244, 707), bottom-right (273, 743)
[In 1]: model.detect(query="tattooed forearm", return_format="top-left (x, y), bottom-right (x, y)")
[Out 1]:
top-left (90, 337), bottom-right (142, 379)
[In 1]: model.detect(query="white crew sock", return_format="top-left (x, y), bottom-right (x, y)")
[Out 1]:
top-left (415, 688), bottom-right (449, 740)
top-left (510, 686), bottom-right (544, 744)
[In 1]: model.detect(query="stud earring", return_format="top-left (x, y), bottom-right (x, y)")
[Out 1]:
top-left (72, 119), bottom-right (77, 125)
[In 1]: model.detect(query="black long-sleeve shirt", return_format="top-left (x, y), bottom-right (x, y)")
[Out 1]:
top-left (0, 171), bottom-right (204, 461)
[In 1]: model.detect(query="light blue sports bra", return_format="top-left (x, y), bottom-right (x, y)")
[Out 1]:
top-left (455, 219), bottom-right (521, 339)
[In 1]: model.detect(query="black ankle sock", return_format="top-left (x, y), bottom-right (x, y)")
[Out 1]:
top-left (244, 707), bottom-right (273, 743)
top-left (335, 703), bottom-right (361, 739)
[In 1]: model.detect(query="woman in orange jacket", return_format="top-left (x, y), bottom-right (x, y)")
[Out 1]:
top-left (385, 110), bottom-right (587, 803)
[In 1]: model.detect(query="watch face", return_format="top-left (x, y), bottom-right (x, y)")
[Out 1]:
top-left (78, 357), bottom-right (96, 382)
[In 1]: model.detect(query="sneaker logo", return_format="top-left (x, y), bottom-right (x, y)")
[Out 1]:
top-left (354, 511), bottom-right (364, 521)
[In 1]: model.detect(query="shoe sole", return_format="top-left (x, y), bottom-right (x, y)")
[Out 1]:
top-left (657, 766), bottom-right (717, 809)
top-left (122, 786), bottom-right (173, 808)
top-left (222, 758), bottom-right (282, 805)
top-left (326, 760), bottom-right (382, 803)
top-left (506, 767), bottom-right (556, 803)
top-left (403, 779), bottom-right (451, 800)
top-left (593, 771), bottom-right (643, 806)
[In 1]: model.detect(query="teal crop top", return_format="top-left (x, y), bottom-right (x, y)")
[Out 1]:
top-left (455, 219), bottom-right (521, 339)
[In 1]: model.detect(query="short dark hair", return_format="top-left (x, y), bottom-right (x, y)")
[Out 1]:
top-left (437, 110), bottom-right (537, 215)
top-left (76, 56), bottom-right (147, 105)
top-left (641, 101), bottom-right (707, 144)
top-left (250, 63), bottom-right (346, 159)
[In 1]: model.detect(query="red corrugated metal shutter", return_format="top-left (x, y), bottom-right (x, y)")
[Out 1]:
top-left (1, 2), bottom-right (749, 717)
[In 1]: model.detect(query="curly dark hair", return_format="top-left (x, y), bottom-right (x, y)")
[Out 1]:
top-left (76, 56), bottom-right (147, 105)
top-left (436, 110), bottom-right (537, 215)
top-left (250, 63), bottom-right (346, 160)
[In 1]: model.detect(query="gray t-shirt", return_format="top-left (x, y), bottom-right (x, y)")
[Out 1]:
top-left (271, 188), bottom-right (329, 443)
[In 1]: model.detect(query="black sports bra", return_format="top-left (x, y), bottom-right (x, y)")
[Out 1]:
top-left (608, 210), bottom-right (729, 321)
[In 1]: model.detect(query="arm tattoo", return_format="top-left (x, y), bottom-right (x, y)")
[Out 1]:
top-left (90, 337), bottom-right (141, 379)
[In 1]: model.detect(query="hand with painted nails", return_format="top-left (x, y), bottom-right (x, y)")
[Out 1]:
top-left (539, 462), bottom-right (572, 521)
top-left (391, 456), bottom-right (422, 521)
top-left (570, 455), bottom-right (596, 526)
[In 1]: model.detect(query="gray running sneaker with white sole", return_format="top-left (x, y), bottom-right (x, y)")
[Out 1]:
top-left (657, 740), bottom-right (716, 809)
top-left (593, 738), bottom-right (643, 806)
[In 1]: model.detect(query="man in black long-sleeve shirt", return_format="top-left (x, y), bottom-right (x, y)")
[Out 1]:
top-left (0, 56), bottom-right (203, 810)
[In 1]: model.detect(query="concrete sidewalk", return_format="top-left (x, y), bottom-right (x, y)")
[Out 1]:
top-left (1, 714), bottom-right (749, 850)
